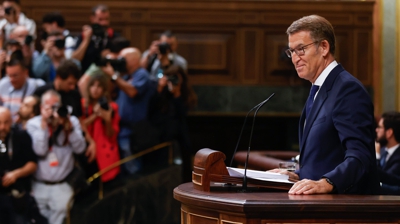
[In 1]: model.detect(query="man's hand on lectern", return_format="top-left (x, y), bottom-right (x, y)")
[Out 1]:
top-left (288, 178), bottom-right (333, 195)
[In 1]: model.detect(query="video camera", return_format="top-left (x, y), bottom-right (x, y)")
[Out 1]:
top-left (95, 56), bottom-right (127, 73)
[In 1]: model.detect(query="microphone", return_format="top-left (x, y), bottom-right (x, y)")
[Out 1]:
top-left (241, 93), bottom-right (275, 192)
top-left (229, 93), bottom-right (276, 167)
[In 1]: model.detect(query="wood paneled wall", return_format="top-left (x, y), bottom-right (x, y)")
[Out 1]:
top-left (21, 0), bottom-right (374, 86)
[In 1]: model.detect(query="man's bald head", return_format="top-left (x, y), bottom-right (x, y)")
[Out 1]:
top-left (120, 47), bottom-right (141, 74)
top-left (0, 106), bottom-right (12, 141)
top-left (9, 25), bottom-right (29, 44)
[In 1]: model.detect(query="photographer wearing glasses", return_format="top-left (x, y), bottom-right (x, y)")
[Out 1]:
top-left (141, 30), bottom-right (187, 82)
top-left (26, 90), bottom-right (86, 224)
top-left (33, 31), bottom-right (81, 83)
top-left (0, 0), bottom-right (36, 44)
top-left (72, 4), bottom-right (117, 75)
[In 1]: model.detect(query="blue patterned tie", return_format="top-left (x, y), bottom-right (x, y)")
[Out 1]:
top-left (306, 85), bottom-right (320, 118)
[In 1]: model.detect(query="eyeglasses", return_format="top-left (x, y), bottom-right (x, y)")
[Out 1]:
top-left (285, 41), bottom-right (319, 58)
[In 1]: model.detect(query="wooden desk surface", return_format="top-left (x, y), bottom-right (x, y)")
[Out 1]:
top-left (174, 182), bottom-right (400, 222)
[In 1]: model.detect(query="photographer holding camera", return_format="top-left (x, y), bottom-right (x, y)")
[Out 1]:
top-left (33, 31), bottom-right (81, 83)
top-left (80, 73), bottom-right (120, 182)
top-left (0, 106), bottom-right (47, 224)
top-left (141, 30), bottom-right (187, 82)
top-left (0, 0), bottom-right (36, 45)
top-left (72, 4), bottom-right (116, 75)
top-left (102, 47), bottom-right (155, 174)
top-left (26, 90), bottom-right (86, 224)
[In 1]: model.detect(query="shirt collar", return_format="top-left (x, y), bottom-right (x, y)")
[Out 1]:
top-left (313, 60), bottom-right (338, 86)
top-left (386, 144), bottom-right (399, 157)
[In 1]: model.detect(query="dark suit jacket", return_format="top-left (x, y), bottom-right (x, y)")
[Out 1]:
top-left (378, 146), bottom-right (400, 185)
top-left (298, 64), bottom-right (380, 194)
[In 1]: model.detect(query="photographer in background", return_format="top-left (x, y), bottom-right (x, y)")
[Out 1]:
top-left (33, 31), bottom-right (80, 83)
top-left (0, 106), bottom-right (47, 224)
top-left (72, 4), bottom-right (116, 75)
top-left (80, 73), bottom-right (120, 182)
top-left (42, 12), bottom-right (75, 59)
top-left (77, 36), bottom-right (130, 100)
top-left (101, 47), bottom-right (155, 174)
top-left (0, 0), bottom-right (36, 44)
top-left (34, 60), bottom-right (83, 117)
top-left (141, 30), bottom-right (187, 82)
top-left (148, 65), bottom-right (196, 181)
top-left (26, 90), bottom-right (86, 224)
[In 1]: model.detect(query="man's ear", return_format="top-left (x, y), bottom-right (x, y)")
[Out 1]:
top-left (320, 40), bottom-right (330, 57)
top-left (386, 128), bottom-right (394, 139)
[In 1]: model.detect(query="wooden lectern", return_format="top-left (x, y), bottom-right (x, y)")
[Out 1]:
top-left (192, 148), bottom-right (293, 192)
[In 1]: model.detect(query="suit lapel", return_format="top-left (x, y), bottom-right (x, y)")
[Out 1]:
top-left (384, 145), bottom-right (400, 169)
top-left (300, 64), bottom-right (345, 152)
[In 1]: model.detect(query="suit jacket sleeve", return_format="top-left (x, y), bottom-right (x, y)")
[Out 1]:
top-left (323, 81), bottom-right (376, 193)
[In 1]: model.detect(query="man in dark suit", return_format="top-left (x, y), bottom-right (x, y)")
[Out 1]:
top-left (276, 15), bottom-right (380, 194)
top-left (376, 111), bottom-right (400, 194)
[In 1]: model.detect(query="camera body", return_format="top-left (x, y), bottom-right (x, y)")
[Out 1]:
top-left (4, 6), bottom-right (15, 15)
top-left (98, 96), bottom-right (109, 111)
top-left (157, 73), bottom-right (179, 86)
top-left (158, 42), bottom-right (171, 55)
top-left (51, 104), bottom-right (70, 118)
top-left (91, 23), bottom-right (106, 39)
top-left (95, 56), bottom-right (127, 73)
top-left (54, 38), bottom-right (65, 49)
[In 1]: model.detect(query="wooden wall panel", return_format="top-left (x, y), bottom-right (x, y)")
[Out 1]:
top-left (20, 0), bottom-right (375, 86)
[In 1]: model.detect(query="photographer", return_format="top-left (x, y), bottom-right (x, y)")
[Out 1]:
top-left (33, 31), bottom-right (81, 83)
top-left (42, 12), bottom-right (75, 59)
top-left (34, 60), bottom-right (84, 119)
top-left (141, 30), bottom-right (187, 82)
top-left (26, 90), bottom-right (86, 224)
top-left (81, 74), bottom-right (120, 182)
top-left (101, 47), bottom-right (155, 174)
top-left (148, 65), bottom-right (196, 181)
top-left (72, 4), bottom-right (116, 75)
top-left (0, 0), bottom-right (36, 44)
top-left (0, 107), bottom-right (47, 224)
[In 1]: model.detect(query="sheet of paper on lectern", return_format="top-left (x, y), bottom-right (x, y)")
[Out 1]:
top-left (227, 167), bottom-right (294, 184)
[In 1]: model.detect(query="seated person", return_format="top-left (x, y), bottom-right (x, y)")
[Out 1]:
top-left (80, 73), bottom-right (120, 182)
top-left (26, 90), bottom-right (86, 224)
top-left (42, 12), bottom-right (76, 59)
top-left (33, 31), bottom-right (80, 82)
top-left (376, 111), bottom-right (400, 195)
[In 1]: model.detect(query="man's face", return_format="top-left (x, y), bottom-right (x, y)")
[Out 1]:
top-left (0, 110), bottom-right (11, 141)
top-left (46, 35), bottom-right (65, 59)
top-left (56, 75), bottom-right (77, 92)
top-left (6, 64), bottom-right (28, 89)
top-left (10, 27), bottom-right (29, 46)
top-left (376, 118), bottom-right (388, 147)
top-left (288, 31), bottom-right (324, 83)
top-left (42, 22), bottom-right (59, 34)
top-left (41, 95), bottom-right (60, 121)
top-left (91, 10), bottom-right (110, 27)
top-left (18, 96), bottom-right (37, 119)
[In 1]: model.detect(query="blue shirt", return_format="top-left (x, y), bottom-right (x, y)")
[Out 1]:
top-left (116, 68), bottom-right (154, 138)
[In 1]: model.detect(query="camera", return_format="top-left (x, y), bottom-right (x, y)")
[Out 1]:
top-left (24, 35), bottom-right (33, 46)
top-left (52, 105), bottom-right (69, 118)
top-left (54, 38), bottom-right (65, 49)
top-left (4, 6), bottom-right (15, 15)
top-left (98, 96), bottom-right (109, 110)
top-left (157, 73), bottom-right (179, 86)
top-left (91, 23), bottom-right (105, 39)
top-left (158, 42), bottom-right (171, 55)
top-left (95, 56), bottom-right (127, 73)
